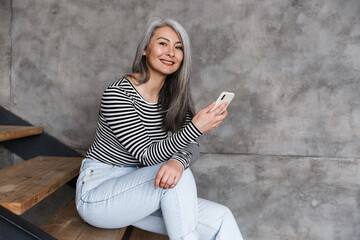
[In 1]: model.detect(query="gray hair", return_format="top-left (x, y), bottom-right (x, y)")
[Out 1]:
top-left (131, 17), bottom-right (195, 132)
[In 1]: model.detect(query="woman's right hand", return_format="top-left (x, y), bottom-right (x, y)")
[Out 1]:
top-left (192, 101), bottom-right (228, 134)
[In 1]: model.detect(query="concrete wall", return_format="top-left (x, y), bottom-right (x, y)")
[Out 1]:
top-left (1, 0), bottom-right (360, 239)
top-left (0, 0), bottom-right (16, 168)
top-left (193, 154), bottom-right (360, 239)
top-left (8, 0), bottom-right (360, 157)
top-left (0, 0), bottom-right (11, 108)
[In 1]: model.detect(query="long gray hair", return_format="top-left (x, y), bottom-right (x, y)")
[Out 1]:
top-left (131, 17), bottom-right (195, 133)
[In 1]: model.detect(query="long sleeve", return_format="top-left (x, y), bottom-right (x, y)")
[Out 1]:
top-left (170, 142), bottom-right (200, 169)
top-left (100, 86), bottom-right (202, 166)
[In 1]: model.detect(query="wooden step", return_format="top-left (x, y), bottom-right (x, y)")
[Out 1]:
top-left (0, 156), bottom-right (83, 215)
top-left (0, 125), bottom-right (43, 141)
top-left (41, 199), bottom-right (127, 240)
top-left (129, 227), bottom-right (169, 240)
top-left (41, 199), bottom-right (168, 240)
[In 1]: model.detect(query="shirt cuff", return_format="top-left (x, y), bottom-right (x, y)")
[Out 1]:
top-left (170, 156), bottom-right (189, 169)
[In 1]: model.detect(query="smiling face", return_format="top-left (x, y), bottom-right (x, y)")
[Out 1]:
top-left (143, 26), bottom-right (184, 79)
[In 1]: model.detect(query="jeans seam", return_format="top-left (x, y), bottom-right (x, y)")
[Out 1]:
top-left (80, 178), bottom-right (156, 204)
top-left (78, 166), bottom-right (88, 202)
top-left (197, 221), bottom-right (218, 232)
top-left (200, 210), bottom-right (229, 240)
top-left (174, 187), bottom-right (185, 238)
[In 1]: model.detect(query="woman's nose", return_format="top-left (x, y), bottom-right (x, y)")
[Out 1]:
top-left (166, 48), bottom-right (175, 57)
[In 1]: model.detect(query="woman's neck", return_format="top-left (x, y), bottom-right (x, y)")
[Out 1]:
top-left (129, 73), bottom-right (166, 103)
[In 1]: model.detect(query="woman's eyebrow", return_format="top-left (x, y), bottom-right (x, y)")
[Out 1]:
top-left (157, 37), bottom-right (182, 44)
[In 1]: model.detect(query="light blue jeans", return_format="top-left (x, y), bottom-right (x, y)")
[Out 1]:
top-left (76, 158), bottom-right (243, 240)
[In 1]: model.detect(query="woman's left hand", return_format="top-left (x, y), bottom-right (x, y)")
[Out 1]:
top-left (155, 160), bottom-right (184, 189)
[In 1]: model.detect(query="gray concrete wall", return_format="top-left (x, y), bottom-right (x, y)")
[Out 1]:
top-left (0, 0), bottom-right (11, 108)
top-left (1, 0), bottom-right (360, 239)
top-left (193, 154), bottom-right (360, 239)
top-left (8, 0), bottom-right (360, 157)
top-left (0, 0), bottom-right (14, 168)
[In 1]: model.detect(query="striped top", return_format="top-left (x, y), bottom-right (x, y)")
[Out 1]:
top-left (86, 77), bottom-right (202, 168)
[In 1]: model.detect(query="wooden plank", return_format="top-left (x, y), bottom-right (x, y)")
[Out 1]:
top-left (129, 227), bottom-right (169, 240)
top-left (0, 125), bottom-right (43, 141)
top-left (41, 200), bottom-right (126, 240)
top-left (0, 156), bottom-right (83, 215)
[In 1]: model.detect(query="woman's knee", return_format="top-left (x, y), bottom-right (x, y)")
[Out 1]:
top-left (175, 168), bottom-right (196, 189)
top-left (182, 168), bottom-right (196, 182)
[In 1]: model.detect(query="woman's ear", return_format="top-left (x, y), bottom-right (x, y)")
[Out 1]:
top-left (142, 49), bottom-right (147, 56)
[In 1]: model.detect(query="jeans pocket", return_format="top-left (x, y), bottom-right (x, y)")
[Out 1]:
top-left (86, 165), bottom-right (115, 181)
top-left (78, 159), bottom-right (116, 197)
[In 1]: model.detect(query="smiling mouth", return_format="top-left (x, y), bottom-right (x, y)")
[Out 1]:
top-left (160, 59), bottom-right (175, 65)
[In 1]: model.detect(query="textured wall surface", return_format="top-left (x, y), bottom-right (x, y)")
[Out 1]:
top-left (9, 0), bottom-right (360, 157)
top-left (0, 0), bottom-right (11, 107)
top-left (2, 0), bottom-right (360, 239)
top-left (193, 0), bottom-right (360, 157)
top-left (0, 146), bottom-right (23, 169)
top-left (192, 154), bottom-right (360, 240)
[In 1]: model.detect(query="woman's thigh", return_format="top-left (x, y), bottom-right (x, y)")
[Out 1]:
top-left (76, 159), bottom-right (166, 228)
top-left (76, 159), bottom-right (197, 230)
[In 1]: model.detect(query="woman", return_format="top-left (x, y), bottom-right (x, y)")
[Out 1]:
top-left (76, 17), bottom-right (243, 240)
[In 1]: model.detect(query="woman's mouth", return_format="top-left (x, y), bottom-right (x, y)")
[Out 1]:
top-left (160, 59), bottom-right (175, 65)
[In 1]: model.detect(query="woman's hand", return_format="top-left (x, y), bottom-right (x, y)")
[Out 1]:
top-left (155, 160), bottom-right (184, 189)
top-left (192, 101), bottom-right (228, 134)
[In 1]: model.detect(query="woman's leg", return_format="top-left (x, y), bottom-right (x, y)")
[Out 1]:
top-left (75, 159), bottom-right (198, 240)
top-left (196, 198), bottom-right (243, 240)
top-left (133, 198), bottom-right (243, 240)
top-left (132, 209), bottom-right (168, 235)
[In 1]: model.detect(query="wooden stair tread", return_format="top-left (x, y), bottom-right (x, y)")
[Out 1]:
top-left (0, 125), bottom-right (43, 141)
top-left (129, 227), bottom-right (169, 240)
top-left (41, 199), bottom-right (126, 240)
top-left (0, 156), bottom-right (83, 215)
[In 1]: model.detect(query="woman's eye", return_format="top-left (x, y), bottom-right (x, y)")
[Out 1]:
top-left (159, 42), bottom-right (166, 46)
top-left (176, 46), bottom-right (183, 51)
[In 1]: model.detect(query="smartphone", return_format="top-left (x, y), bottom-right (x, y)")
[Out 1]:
top-left (210, 92), bottom-right (235, 115)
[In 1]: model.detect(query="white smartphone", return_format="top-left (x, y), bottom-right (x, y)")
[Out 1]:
top-left (210, 92), bottom-right (235, 115)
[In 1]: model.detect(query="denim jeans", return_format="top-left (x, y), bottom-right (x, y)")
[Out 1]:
top-left (76, 158), bottom-right (243, 240)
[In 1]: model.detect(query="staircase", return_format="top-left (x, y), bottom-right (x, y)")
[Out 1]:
top-left (0, 125), bottom-right (43, 142)
top-left (0, 124), bottom-right (169, 240)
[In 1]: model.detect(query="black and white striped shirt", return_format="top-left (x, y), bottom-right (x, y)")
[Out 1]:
top-left (86, 77), bottom-right (202, 168)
